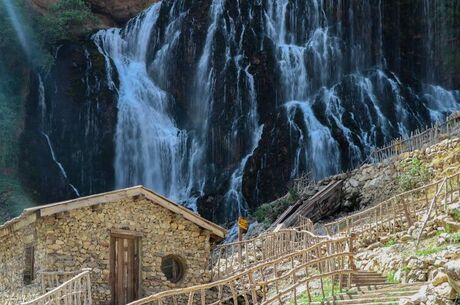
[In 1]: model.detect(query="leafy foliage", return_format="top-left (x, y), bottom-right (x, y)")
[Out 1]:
top-left (0, 0), bottom-right (97, 221)
top-left (384, 239), bottom-right (397, 247)
top-left (398, 158), bottom-right (432, 192)
top-left (36, 0), bottom-right (97, 47)
top-left (253, 189), bottom-right (300, 225)
top-left (386, 271), bottom-right (399, 284)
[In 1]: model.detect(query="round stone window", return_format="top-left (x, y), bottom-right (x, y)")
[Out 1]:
top-left (161, 255), bottom-right (185, 283)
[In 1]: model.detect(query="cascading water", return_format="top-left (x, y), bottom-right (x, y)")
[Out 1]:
top-left (94, 0), bottom-right (263, 217)
top-left (38, 76), bottom-right (80, 197)
top-left (93, 3), bottom-right (199, 208)
top-left (44, 0), bottom-right (458, 223)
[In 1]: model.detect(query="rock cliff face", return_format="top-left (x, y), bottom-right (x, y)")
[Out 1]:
top-left (20, 42), bottom-right (118, 202)
top-left (19, 0), bottom-right (460, 225)
top-left (30, 0), bottom-right (159, 26)
top-left (88, 0), bottom-right (158, 24)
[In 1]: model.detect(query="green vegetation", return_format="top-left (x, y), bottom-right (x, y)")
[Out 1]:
top-left (448, 232), bottom-right (460, 243)
top-left (36, 0), bottom-right (97, 46)
top-left (449, 207), bottom-right (460, 222)
top-left (297, 279), bottom-right (343, 304)
top-left (253, 188), bottom-right (300, 225)
top-left (386, 271), bottom-right (399, 284)
top-left (415, 245), bottom-right (444, 256)
top-left (398, 158), bottom-right (432, 192)
top-left (384, 239), bottom-right (397, 247)
top-left (0, 0), bottom-right (97, 70)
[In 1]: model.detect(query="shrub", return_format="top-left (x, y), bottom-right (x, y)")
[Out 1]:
top-left (398, 158), bottom-right (432, 192)
top-left (36, 0), bottom-right (97, 46)
top-left (253, 197), bottom-right (293, 225)
top-left (384, 239), bottom-right (396, 247)
top-left (449, 208), bottom-right (460, 222)
top-left (386, 271), bottom-right (399, 284)
top-left (253, 187), bottom-right (301, 225)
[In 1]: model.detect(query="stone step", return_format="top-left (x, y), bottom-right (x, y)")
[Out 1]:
top-left (332, 288), bottom-right (418, 300)
top-left (309, 294), bottom-right (410, 305)
top-left (351, 282), bottom-right (425, 292)
top-left (307, 283), bottom-right (427, 305)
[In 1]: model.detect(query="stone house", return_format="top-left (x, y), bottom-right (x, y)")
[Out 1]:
top-left (0, 186), bottom-right (226, 304)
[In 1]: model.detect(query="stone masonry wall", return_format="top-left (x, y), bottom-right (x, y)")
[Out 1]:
top-left (35, 197), bottom-right (213, 304)
top-left (0, 196), bottom-right (214, 305)
top-left (0, 222), bottom-right (36, 292)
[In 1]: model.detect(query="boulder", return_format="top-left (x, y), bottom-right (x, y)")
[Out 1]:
top-left (432, 272), bottom-right (449, 286)
top-left (433, 282), bottom-right (457, 300)
top-left (444, 260), bottom-right (460, 292)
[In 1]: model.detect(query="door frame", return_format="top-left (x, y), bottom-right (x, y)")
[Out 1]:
top-left (109, 229), bottom-right (142, 304)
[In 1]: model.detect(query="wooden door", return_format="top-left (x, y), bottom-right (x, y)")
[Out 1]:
top-left (110, 232), bottom-right (141, 305)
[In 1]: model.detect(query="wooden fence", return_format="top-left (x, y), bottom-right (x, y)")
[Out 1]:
top-left (39, 269), bottom-right (89, 294)
top-left (210, 229), bottom-right (329, 280)
top-left (324, 172), bottom-right (460, 238)
top-left (129, 236), bottom-right (355, 305)
top-left (371, 115), bottom-right (460, 163)
top-left (21, 269), bottom-right (92, 305)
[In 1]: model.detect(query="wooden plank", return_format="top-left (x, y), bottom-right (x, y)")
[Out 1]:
top-left (117, 238), bottom-right (124, 305)
top-left (110, 236), bottom-right (116, 304)
top-left (111, 229), bottom-right (144, 239)
top-left (127, 238), bottom-right (134, 303)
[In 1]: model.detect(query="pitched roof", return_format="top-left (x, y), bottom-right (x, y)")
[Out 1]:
top-left (1, 186), bottom-right (227, 239)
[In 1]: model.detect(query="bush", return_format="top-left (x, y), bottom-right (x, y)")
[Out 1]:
top-left (36, 0), bottom-right (97, 46)
top-left (253, 189), bottom-right (301, 225)
top-left (386, 271), bottom-right (399, 284)
top-left (398, 158), bottom-right (432, 192)
top-left (253, 197), bottom-right (292, 225)
top-left (384, 239), bottom-right (396, 247)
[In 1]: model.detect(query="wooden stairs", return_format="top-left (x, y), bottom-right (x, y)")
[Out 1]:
top-left (309, 271), bottom-right (425, 305)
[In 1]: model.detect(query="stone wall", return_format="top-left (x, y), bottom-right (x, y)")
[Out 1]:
top-left (0, 197), bottom-right (214, 304)
top-left (333, 137), bottom-right (460, 217)
top-left (0, 213), bottom-right (35, 290)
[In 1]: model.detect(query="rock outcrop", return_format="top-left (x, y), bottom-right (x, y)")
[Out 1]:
top-left (30, 0), bottom-right (158, 26)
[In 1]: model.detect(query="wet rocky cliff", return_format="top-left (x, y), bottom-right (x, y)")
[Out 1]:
top-left (19, 0), bottom-right (460, 225)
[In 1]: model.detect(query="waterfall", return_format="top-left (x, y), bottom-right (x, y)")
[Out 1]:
top-left (285, 101), bottom-right (340, 179)
top-left (93, 3), bottom-right (197, 207)
top-left (86, 0), bottom-right (460, 220)
top-left (38, 76), bottom-right (80, 197)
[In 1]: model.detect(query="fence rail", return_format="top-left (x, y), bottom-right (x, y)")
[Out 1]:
top-left (371, 115), bottom-right (460, 163)
top-left (130, 236), bottom-right (355, 305)
top-left (39, 269), bottom-right (88, 294)
top-left (210, 229), bottom-right (329, 280)
top-left (21, 269), bottom-right (92, 305)
top-left (324, 172), bottom-right (460, 238)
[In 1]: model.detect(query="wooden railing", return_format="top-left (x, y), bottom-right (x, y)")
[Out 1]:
top-left (129, 236), bottom-right (355, 305)
top-left (40, 269), bottom-right (88, 293)
top-left (210, 229), bottom-right (329, 279)
top-left (371, 115), bottom-right (460, 163)
top-left (21, 269), bottom-right (92, 305)
top-left (324, 172), bottom-right (460, 238)
top-left (292, 214), bottom-right (314, 232)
